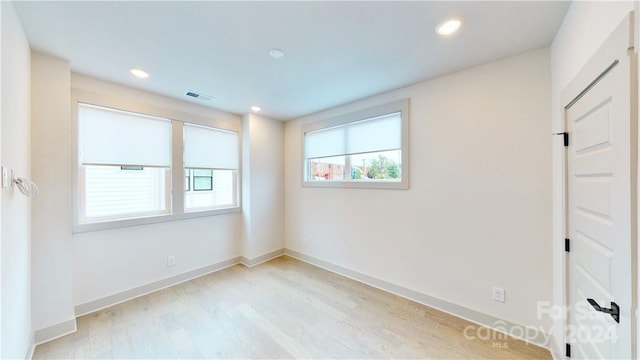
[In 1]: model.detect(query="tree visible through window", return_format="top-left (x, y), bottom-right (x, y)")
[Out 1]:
top-left (350, 151), bottom-right (401, 180)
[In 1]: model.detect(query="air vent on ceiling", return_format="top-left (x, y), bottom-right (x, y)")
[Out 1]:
top-left (185, 91), bottom-right (214, 101)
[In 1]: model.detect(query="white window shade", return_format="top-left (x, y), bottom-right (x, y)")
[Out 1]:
top-left (304, 126), bottom-right (346, 159)
top-left (183, 124), bottom-right (239, 169)
top-left (346, 112), bottom-right (401, 154)
top-left (79, 103), bottom-right (172, 166)
top-left (305, 111), bottom-right (401, 158)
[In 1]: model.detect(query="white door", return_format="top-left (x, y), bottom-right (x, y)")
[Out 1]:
top-left (565, 14), bottom-right (636, 360)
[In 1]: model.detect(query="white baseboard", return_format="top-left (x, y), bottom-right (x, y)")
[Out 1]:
top-left (24, 333), bottom-right (35, 359)
top-left (284, 249), bottom-right (553, 351)
top-left (33, 319), bottom-right (76, 346)
top-left (36, 251), bottom-right (284, 346)
top-left (74, 256), bottom-right (243, 317)
top-left (240, 249), bottom-right (285, 267)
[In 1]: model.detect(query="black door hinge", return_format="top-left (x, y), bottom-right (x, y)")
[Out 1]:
top-left (565, 238), bottom-right (570, 252)
top-left (554, 132), bottom-right (569, 147)
top-left (566, 343), bottom-right (571, 358)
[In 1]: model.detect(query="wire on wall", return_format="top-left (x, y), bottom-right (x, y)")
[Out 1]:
top-left (12, 176), bottom-right (39, 197)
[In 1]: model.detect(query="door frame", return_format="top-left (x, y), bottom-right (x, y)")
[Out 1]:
top-left (559, 11), bottom-right (638, 359)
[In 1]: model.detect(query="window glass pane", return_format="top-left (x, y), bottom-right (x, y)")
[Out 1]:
top-left (307, 155), bottom-right (346, 181)
top-left (185, 169), bottom-right (235, 210)
top-left (351, 150), bottom-right (402, 181)
top-left (185, 168), bottom-right (190, 191)
top-left (83, 165), bottom-right (168, 220)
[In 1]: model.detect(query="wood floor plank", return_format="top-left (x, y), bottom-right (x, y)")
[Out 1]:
top-left (34, 256), bottom-right (551, 359)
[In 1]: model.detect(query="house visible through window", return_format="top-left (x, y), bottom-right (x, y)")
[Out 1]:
top-left (302, 98), bottom-right (409, 189)
top-left (192, 169), bottom-right (213, 191)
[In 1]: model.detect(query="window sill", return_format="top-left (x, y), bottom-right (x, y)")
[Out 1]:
top-left (302, 179), bottom-right (408, 190)
top-left (73, 206), bottom-right (241, 234)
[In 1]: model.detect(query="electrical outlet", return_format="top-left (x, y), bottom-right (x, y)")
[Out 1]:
top-left (303, 237), bottom-right (308, 247)
top-left (167, 256), bottom-right (176, 267)
top-left (493, 287), bottom-right (505, 302)
top-left (1, 166), bottom-right (9, 188)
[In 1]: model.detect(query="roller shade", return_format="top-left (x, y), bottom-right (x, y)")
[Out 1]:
top-left (305, 112), bottom-right (401, 158)
top-left (304, 126), bottom-right (346, 159)
top-left (79, 103), bottom-right (172, 166)
top-left (183, 124), bottom-right (239, 169)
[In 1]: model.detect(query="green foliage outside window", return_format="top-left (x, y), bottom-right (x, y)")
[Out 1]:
top-left (367, 155), bottom-right (401, 180)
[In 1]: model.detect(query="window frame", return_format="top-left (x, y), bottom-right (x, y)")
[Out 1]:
top-left (72, 89), bottom-right (241, 233)
top-left (301, 98), bottom-right (409, 189)
top-left (185, 169), bottom-right (191, 191)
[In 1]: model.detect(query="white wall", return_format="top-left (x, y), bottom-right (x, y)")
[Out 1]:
top-left (27, 64), bottom-right (244, 342)
top-left (241, 113), bottom-right (285, 260)
top-left (285, 48), bottom-right (552, 332)
top-left (549, 1), bottom-right (635, 355)
top-left (73, 214), bottom-right (240, 305)
top-left (1, 1), bottom-right (33, 358)
top-left (1, 2), bottom-right (3, 356)
top-left (31, 52), bottom-right (76, 341)
top-left (69, 75), bottom-right (243, 306)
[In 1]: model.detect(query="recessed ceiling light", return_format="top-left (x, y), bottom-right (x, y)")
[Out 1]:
top-left (130, 68), bottom-right (149, 78)
top-left (436, 17), bottom-right (462, 35)
top-left (269, 49), bottom-right (285, 60)
top-left (251, 106), bottom-right (262, 112)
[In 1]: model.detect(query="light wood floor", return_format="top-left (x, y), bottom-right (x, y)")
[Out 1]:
top-left (34, 256), bottom-right (551, 359)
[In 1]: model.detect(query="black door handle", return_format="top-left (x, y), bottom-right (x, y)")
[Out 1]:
top-left (587, 298), bottom-right (620, 323)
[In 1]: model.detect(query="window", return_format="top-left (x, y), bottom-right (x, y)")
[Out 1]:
top-left (183, 124), bottom-right (238, 211)
top-left (75, 100), bottom-right (240, 230)
top-left (302, 98), bottom-right (409, 189)
top-left (78, 104), bottom-right (172, 223)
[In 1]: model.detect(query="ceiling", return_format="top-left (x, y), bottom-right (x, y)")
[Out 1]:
top-left (14, 1), bottom-right (570, 121)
